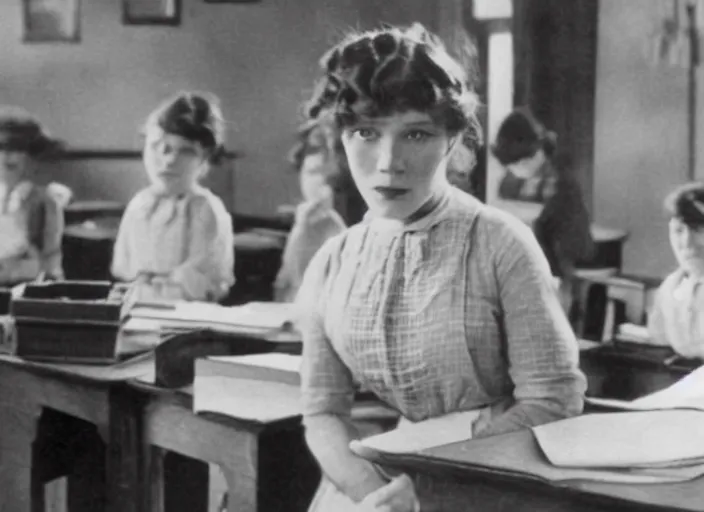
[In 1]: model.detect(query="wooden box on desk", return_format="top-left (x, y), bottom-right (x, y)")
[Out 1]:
top-left (10, 281), bottom-right (124, 364)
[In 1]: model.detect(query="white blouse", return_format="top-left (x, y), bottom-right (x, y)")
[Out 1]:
top-left (112, 186), bottom-right (234, 302)
top-left (648, 268), bottom-right (704, 359)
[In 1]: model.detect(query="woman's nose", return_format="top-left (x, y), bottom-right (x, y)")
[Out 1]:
top-left (376, 138), bottom-right (404, 175)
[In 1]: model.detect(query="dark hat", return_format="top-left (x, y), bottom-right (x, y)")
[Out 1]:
top-left (491, 107), bottom-right (556, 166)
top-left (0, 106), bottom-right (63, 157)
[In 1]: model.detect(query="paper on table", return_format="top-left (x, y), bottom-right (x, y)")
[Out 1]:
top-left (130, 301), bottom-right (298, 332)
top-left (354, 409), bottom-right (481, 455)
top-left (193, 376), bottom-right (301, 423)
top-left (532, 410), bottom-right (704, 469)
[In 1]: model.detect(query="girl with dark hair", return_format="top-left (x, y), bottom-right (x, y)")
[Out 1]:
top-left (648, 182), bottom-right (704, 359)
top-left (0, 106), bottom-right (67, 283)
top-left (492, 107), bottom-right (594, 312)
top-left (111, 92), bottom-right (234, 302)
top-left (298, 24), bottom-right (585, 511)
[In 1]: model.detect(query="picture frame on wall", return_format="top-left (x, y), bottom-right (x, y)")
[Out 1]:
top-left (123, 0), bottom-right (181, 26)
top-left (23, 0), bottom-right (81, 43)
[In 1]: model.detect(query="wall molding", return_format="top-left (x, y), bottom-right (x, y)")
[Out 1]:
top-left (59, 149), bottom-right (242, 160)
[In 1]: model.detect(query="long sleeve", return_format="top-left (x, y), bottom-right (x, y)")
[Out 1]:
top-left (299, 238), bottom-right (387, 502)
top-left (1, 187), bottom-right (64, 283)
top-left (111, 199), bottom-right (138, 282)
top-left (275, 203), bottom-right (346, 303)
top-left (475, 218), bottom-right (586, 438)
top-left (168, 195), bottom-right (234, 302)
top-left (37, 192), bottom-right (64, 279)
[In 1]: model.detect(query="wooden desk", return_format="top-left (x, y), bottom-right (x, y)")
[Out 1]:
top-left (580, 343), bottom-right (701, 400)
top-left (0, 356), bottom-right (144, 512)
top-left (373, 429), bottom-right (704, 512)
top-left (132, 381), bottom-right (319, 512)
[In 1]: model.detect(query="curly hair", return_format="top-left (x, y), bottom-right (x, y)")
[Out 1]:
top-left (664, 182), bottom-right (704, 228)
top-left (0, 106), bottom-right (64, 158)
top-left (305, 23), bottom-right (482, 148)
top-left (146, 91), bottom-right (226, 165)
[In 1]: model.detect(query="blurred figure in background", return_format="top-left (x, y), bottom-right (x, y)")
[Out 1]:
top-left (274, 119), bottom-right (346, 302)
top-left (648, 182), bottom-right (704, 360)
top-left (0, 106), bottom-right (67, 284)
top-left (111, 91), bottom-right (234, 303)
top-left (492, 107), bottom-right (594, 313)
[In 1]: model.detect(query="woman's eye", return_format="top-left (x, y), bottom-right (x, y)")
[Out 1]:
top-left (353, 128), bottom-right (378, 141)
top-left (405, 130), bottom-right (431, 141)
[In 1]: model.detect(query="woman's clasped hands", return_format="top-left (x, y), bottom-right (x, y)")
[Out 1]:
top-left (359, 474), bottom-right (420, 512)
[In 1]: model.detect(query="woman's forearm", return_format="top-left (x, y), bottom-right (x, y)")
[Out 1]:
top-left (304, 413), bottom-right (387, 502)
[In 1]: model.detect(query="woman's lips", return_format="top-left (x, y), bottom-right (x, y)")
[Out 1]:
top-left (373, 186), bottom-right (409, 199)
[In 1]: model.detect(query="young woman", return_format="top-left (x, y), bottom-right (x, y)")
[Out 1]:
top-left (111, 92), bottom-right (234, 302)
top-left (492, 108), bottom-right (594, 312)
top-left (298, 24), bottom-right (586, 511)
top-left (0, 106), bottom-right (66, 284)
top-left (648, 182), bottom-right (704, 360)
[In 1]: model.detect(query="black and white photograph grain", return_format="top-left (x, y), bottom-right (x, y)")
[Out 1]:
top-left (0, 0), bottom-right (703, 511)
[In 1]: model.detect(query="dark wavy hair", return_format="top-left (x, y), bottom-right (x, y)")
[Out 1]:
top-left (145, 91), bottom-right (226, 165)
top-left (664, 182), bottom-right (704, 228)
top-left (0, 106), bottom-right (64, 159)
top-left (305, 23), bottom-right (482, 148)
top-left (491, 107), bottom-right (557, 166)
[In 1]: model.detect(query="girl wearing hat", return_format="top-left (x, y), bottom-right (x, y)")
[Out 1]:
top-left (298, 24), bottom-right (585, 511)
top-left (492, 108), bottom-right (594, 313)
top-left (111, 92), bottom-right (234, 302)
top-left (0, 106), bottom-right (66, 284)
top-left (648, 182), bottom-right (704, 359)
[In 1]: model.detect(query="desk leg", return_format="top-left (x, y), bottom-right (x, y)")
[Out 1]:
top-left (0, 404), bottom-right (40, 512)
top-left (96, 386), bottom-right (143, 512)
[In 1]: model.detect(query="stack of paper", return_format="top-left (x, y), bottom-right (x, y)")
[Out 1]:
top-left (128, 300), bottom-right (298, 336)
top-left (532, 410), bottom-right (704, 483)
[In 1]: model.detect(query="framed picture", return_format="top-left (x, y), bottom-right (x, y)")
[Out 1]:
top-left (23, 0), bottom-right (81, 43)
top-left (123, 0), bottom-right (181, 25)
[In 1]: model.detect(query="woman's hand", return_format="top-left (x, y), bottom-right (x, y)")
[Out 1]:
top-left (358, 474), bottom-right (419, 512)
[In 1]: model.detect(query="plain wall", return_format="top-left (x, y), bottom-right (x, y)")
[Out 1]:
top-left (593, 0), bottom-right (690, 278)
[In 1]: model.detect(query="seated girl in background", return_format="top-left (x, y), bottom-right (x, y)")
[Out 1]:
top-left (648, 182), bottom-right (704, 360)
top-left (112, 92), bottom-right (234, 302)
top-left (491, 108), bottom-right (594, 313)
top-left (0, 106), bottom-right (67, 284)
top-left (274, 118), bottom-right (346, 302)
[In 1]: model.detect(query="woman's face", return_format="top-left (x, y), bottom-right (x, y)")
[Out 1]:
top-left (143, 124), bottom-right (208, 196)
top-left (341, 110), bottom-right (454, 220)
top-left (505, 149), bottom-right (546, 180)
top-left (669, 217), bottom-right (704, 277)
top-left (0, 149), bottom-right (30, 189)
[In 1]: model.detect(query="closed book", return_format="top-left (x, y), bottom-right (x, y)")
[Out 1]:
top-left (195, 353), bottom-right (302, 386)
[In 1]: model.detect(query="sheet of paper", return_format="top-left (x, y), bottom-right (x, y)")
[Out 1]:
top-left (533, 410), bottom-right (704, 469)
top-left (193, 376), bottom-right (301, 423)
top-left (357, 409), bottom-right (481, 454)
